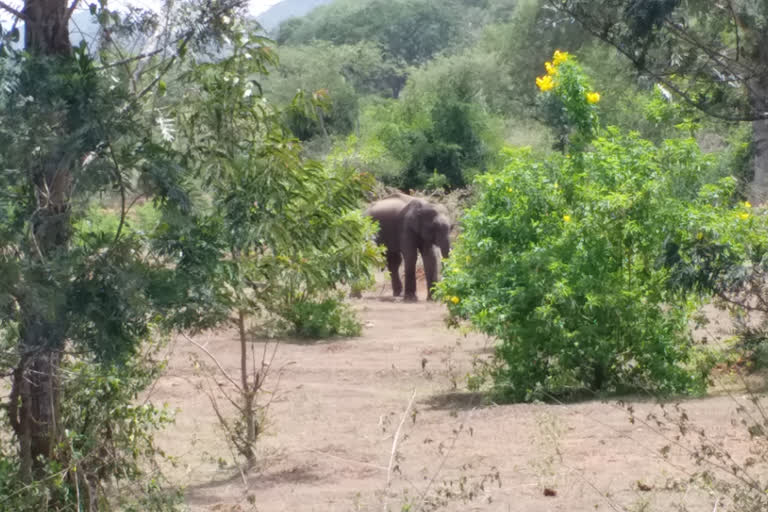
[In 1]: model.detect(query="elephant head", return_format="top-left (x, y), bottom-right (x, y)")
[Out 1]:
top-left (404, 199), bottom-right (452, 257)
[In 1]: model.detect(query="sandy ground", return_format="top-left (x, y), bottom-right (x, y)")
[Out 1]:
top-left (150, 274), bottom-right (767, 512)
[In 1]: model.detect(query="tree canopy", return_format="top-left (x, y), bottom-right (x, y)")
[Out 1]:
top-left (553, 0), bottom-right (768, 201)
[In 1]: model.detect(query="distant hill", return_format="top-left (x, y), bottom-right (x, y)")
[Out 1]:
top-left (255, 0), bottom-right (333, 33)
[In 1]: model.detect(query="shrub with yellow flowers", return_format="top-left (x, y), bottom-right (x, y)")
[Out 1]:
top-left (435, 51), bottom-right (768, 402)
top-left (534, 50), bottom-right (601, 154)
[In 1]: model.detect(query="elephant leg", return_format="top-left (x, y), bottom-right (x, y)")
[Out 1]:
top-left (403, 244), bottom-right (419, 302)
top-left (420, 245), bottom-right (439, 301)
top-left (386, 250), bottom-right (403, 297)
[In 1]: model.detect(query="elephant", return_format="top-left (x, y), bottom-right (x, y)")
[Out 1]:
top-left (365, 193), bottom-right (452, 301)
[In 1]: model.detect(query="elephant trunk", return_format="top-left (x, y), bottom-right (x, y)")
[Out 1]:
top-left (439, 239), bottom-right (451, 259)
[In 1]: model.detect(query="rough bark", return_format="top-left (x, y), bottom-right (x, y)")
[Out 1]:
top-left (8, 0), bottom-right (73, 482)
top-left (23, 0), bottom-right (72, 55)
top-left (10, 347), bottom-right (64, 480)
top-left (749, 116), bottom-right (768, 205)
top-left (747, 29), bottom-right (768, 205)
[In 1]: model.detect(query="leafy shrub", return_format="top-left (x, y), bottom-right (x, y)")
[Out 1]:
top-left (281, 293), bottom-right (362, 338)
top-left (435, 51), bottom-right (749, 400)
top-left (437, 138), bottom-right (717, 400)
top-left (336, 55), bottom-right (504, 190)
top-left (0, 339), bottom-right (182, 511)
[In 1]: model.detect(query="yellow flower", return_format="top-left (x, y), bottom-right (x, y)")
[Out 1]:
top-left (536, 75), bottom-right (554, 92)
top-left (450, 296), bottom-right (460, 304)
top-left (552, 50), bottom-right (569, 65)
top-left (507, 187), bottom-right (514, 193)
top-left (696, 232), bottom-right (704, 240)
top-left (739, 212), bottom-right (750, 220)
top-left (554, 182), bottom-right (559, 189)
top-left (563, 214), bottom-right (572, 223)
top-left (545, 61), bottom-right (557, 76)
top-left (744, 201), bottom-right (752, 208)
top-left (586, 91), bottom-right (601, 104)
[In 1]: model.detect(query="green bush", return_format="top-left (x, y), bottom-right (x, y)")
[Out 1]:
top-left (281, 293), bottom-right (362, 338)
top-left (437, 137), bottom-right (718, 400)
top-left (0, 340), bottom-right (182, 510)
top-left (435, 52), bottom-right (747, 401)
top-left (73, 200), bottom-right (161, 245)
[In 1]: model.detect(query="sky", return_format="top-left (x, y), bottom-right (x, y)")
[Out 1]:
top-left (0, 0), bottom-right (282, 24)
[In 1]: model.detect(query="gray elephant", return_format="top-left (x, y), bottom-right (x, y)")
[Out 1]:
top-left (365, 193), bottom-right (452, 301)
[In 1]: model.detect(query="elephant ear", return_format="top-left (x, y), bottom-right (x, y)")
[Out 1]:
top-left (402, 200), bottom-right (420, 231)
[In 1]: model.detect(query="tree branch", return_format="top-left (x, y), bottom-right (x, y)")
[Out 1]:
top-left (96, 45), bottom-right (171, 72)
top-left (552, 1), bottom-right (768, 122)
top-left (182, 332), bottom-right (243, 392)
top-left (64, 0), bottom-right (80, 23)
top-left (0, 1), bottom-right (25, 20)
top-left (382, 389), bottom-right (416, 512)
top-left (726, 0), bottom-right (741, 63)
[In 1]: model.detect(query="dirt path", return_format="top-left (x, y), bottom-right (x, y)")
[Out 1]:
top-left (152, 276), bottom-right (763, 511)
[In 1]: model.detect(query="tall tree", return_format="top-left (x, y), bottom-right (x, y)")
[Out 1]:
top-left (0, 0), bottom-right (244, 492)
top-left (552, 0), bottom-right (768, 201)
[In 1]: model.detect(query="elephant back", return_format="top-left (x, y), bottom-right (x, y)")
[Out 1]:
top-left (365, 195), bottom-right (412, 250)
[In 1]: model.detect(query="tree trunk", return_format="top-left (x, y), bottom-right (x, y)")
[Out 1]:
top-left (237, 310), bottom-right (257, 464)
top-left (748, 68), bottom-right (768, 204)
top-left (10, 159), bottom-right (73, 480)
top-left (23, 0), bottom-right (71, 56)
top-left (10, 345), bottom-right (64, 480)
top-left (747, 27), bottom-right (768, 205)
top-left (7, 0), bottom-right (74, 484)
top-left (749, 116), bottom-right (768, 205)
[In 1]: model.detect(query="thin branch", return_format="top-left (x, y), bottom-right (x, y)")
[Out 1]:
top-left (382, 389), bottom-right (416, 512)
top-left (552, 1), bottom-right (768, 122)
top-left (103, 134), bottom-right (128, 248)
top-left (181, 332), bottom-right (242, 392)
top-left (703, 323), bottom-right (768, 428)
top-left (306, 448), bottom-right (387, 471)
top-left (412, 408), bottom-right (476, 512)
top-left (0, 1), bottom-right (25, 20)
top-left (96, 46), bottom-right (171, 72)
top-left (65, 0), bottom-right (81, 23)
top-left (545, 390), bottom-right (764, 492)
top-left (726, 0), bottom-right (741, 63)
top-left (136, 42), bottom-right (185, 99)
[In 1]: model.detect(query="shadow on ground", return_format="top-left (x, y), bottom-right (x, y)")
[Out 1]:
top-left (421, 391), bottom-right (489, 411)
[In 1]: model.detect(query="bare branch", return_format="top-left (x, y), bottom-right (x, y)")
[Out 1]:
top-left (181, 332), bottom-right (242, 392)
top-left (64, 0), bottom-right (81, 23)
top-left (100, 132), bottom-right (128, 248)
top-left (726, 0), bottom-right (741, 63)
top-left (382, 389), bottom-right (417, 512)
top-left (0, 1), bottom-right (25, 20)
top-left (413, 408), bottom-right (477, 512)
top-left (96, 46), bottom-right (171, 72)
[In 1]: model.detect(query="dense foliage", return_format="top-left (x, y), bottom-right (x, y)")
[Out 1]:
top-left (436, 53), bottom-right (756, 400)
top-left (168, 26), bottom-right (381, 334)
top-left (0, 2), bottom-right (380, 508)
top-left (1, 0), bottom-right (766, 507)
top-left (553, 0), bottom-right (768, 202)
top-left (264, 0), bottom-right (751, 192)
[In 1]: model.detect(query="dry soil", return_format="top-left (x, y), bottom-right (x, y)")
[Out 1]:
top-left (150, 273), bottom-right (766, 512)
